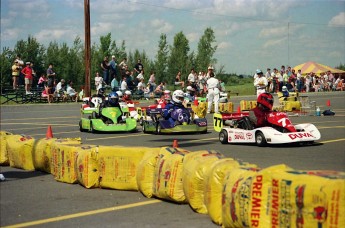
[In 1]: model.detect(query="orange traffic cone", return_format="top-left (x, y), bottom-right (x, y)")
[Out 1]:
top-left (237, 106), bottom-right (241, 113)
top-left (46, 125), bottom-right (53, 139)
top-left (326, 99), bottom-right (331, 107)
top-left (172, 139), bottom-right (178, 148)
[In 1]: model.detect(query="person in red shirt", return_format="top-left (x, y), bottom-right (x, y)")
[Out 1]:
top-left (21, 62), bottom-right (34, 94)
top-left (238, 92), bottom-right (274, 129)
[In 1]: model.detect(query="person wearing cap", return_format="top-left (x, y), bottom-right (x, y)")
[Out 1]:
top-left (21, 62), bottom-right (34, 94)
top-left (281, 85), bottom-right (290, 100)
top-left (11, 60), bottom-right (20, 90)
top-left (253, 69), bottom-right (268, 97)
top-left (206, 65), bottom-right (215, 79)
top-left (206, 72), bottom-right (220, 114)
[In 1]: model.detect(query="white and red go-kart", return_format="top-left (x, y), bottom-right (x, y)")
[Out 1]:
top-left (213, 111), bottom-right (321, 147)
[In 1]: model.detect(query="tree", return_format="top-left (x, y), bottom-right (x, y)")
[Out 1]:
top-left (195, 27), bottom-right (217, 72)
top-left (154, 33), bottom-right (169, 83)
top-left (167, 31), bottom-right (190, 84)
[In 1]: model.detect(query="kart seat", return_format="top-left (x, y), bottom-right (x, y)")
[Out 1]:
top-left (237, 116), bottom-right (255, 130)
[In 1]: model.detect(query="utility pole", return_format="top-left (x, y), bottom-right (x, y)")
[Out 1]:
top-left (84, 0), bottom-right (91, 97)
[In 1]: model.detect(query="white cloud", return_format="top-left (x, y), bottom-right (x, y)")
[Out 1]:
top-left (150, 19), bottom-right (173, 34)
top-left (186, 32), bottom-right (199, 43)
top-left (328, 12), bottom-right (345, 26)
top-left (217, 41), bottom-right (232, 50)
top-left (36, 29), bottom-right (76, 43)
top-left (1, 28), bottom-right (21, 41)
top-left (91, 22), bottom-right (114, 35)
top-left (263, 37), bottom-right (287, 48)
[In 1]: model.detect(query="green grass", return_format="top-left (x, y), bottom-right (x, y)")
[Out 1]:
top-left (227, 83), bottom-right (255, 96)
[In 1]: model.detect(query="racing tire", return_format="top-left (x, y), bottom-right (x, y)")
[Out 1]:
top-left (79, 120), bottom-right (87, 132)
top-left (255, 131), bottom-right (267, 147)
top-left (139, 117), bottom-right (144, 126)
top-left (219, 130), bottom-right (228, 144)
top-left (142, 122), bottom-right (147, 133)
top-left (90, 121), bottom-right (96, 133)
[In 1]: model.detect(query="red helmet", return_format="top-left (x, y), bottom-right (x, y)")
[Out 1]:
top-left (257, 93), bottom-right (273, 110)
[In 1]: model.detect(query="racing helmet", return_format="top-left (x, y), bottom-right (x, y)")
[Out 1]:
top-left (108, 92), bottom-right (119, 106)
top-left (186, 86), bottom-right (195, 92)
top-left (172, 90), bottom-right (185, 104)
top-left (282, 86), bottom-right (287, 91)
top-left (124, 90), bottom-right (132, 100)
top-left (116, 91), bottom-right (123, 99)
top-left (164, 90), bottom-right (171, 100)
top-left (257, 92), bottom-right (273, 110)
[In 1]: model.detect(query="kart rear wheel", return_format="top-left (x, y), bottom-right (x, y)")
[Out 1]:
top-left (139, 117), bottom-right (144, 126)
top-left (219, 130), bottom-right (228, 144)
top-left (255, 131), bottom-right (267, 147)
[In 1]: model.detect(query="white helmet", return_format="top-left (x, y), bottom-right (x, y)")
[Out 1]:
top-left (172, 90), bottom-right (185, 104)
top-left (116, 91), bottom-right (123, 98)
top-left (125, 90), bottom-right (132, 95)
top-left (186, 86), bottom-right (195, 92)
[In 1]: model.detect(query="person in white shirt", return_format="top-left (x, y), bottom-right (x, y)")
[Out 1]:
top-left (95, 72), bottom-right (103, 90)
top-left (120, 76), bottom-right (128, 92)
top-left (136, 70), bottom-right (144, 81)
top-left (253, 69), bottom-right (268, 97)
top-left (137, 78), bottom-right (145, 95)
top-left (187, 68), bottom-right (196, 85)
top-left (206, 72), bottom-right (220, 114)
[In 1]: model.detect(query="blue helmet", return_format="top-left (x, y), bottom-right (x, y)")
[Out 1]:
top-left (108, 92), bottom-right (119, 106)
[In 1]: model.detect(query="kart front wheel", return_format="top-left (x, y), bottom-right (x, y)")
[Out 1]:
top-left (156, 124), bottom-right (161, 135)
top-left (79, 120), bottom-right (87, 132)
top-left (219, 130), bottom-right (228, 144)
top-left (255, 131), bottom-right (267, 147)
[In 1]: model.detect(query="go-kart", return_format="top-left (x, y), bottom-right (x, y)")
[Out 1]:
top-left (79, 100), bottom-right (137, 133)
top-left (213, 111), bottom-right (321, 146)
top-left (142, 107), bottom-right (207, 134)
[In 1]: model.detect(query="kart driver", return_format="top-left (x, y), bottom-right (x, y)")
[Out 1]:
top-left (238, 92), bottom-right (273, 129)
top-left (162, 90), bottom-right (190, 126)
top-left (100, 92), bottom-right (123, 123)
top-left (185, 86), bottom-right (196, 102)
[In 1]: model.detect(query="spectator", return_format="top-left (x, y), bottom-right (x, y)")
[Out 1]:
top-left (55, 79), bottom-right (67, 101)
top-left (120, 76), bottom-right (128, 93)
top-left (253, 69), bottom-right (268, 97)
top-left (187, 68), bottom-right (196, 86)
top-left (136, 70), bottom-right (144, 82)
top-left (206, 65), bottom-right (215, 79)
top-left (111, 77), bottom-right (120, 92)
top-left (109, 55), bottom-right (117, 82)
top-left (336, 79), bottom-right (344, 91)
top-left (137, 78), bottom-right (146, 95)
top-left (11, 60), bottom-right (20, 90)
top-left (154, 82), bottom-right (165, 96)
top-left (21, 62), bottom-right (34, 95)
top-left (100, 56), bottom-right (110, 84)
top-left (95, 72), bottom-right (103, 92)
top-left (283, 69), bottom-right (289, 86)
top-left (37, 74), bottom-right (48, 89)
top-left (42, 85), bottom-right (54, 103)
top-left (16, 54), bottom-right (25, 86)
top-left (148, 71), bottom-right (156, 92)
top-left (197, 71), bottom-right (206, 96)
top-left (271, 68), bottom-right (278, 93)
top-left (175, 71), bottom-right (185, 88)
top-left (66, 80), bottom-right (78, 102)
top-left (296, 69), bottom-right (303, 92)
top-left (305, 73), bottom-right (312, 92)
top-left (119, 57), bottom-right (128, 70)
top-left (47, 63), bottom-right (56, 88)
top-left (206, 72), bottom-right (220, 114)
top-left (134, 59), bottom-right (144, 76)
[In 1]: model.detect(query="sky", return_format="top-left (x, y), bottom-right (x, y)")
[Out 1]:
top-left (1, 0), bottom-right (345, 75)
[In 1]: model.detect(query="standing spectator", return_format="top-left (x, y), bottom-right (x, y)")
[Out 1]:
top-left (206, 65), bottom-right (215, 79)
top-left (253, 69), bottom-right (268, 97)
top-left (119, 57), bottom-right (128, 70)
top-left (206, 72), bottom-right (220, 114)
top-left (94, 72), bottom-right (103, 92)
top-left (16, 54), bottom-right (25, 86)
top-left (109, 55), bottom-right (117, 82)
top-left (276, 69), bottom-right (283, 91)
top-left (175, 71), bottom-right (185, 88)
top-left (265, 68), bottom-right (272, 92)
top-left (11, 60), bottom-right (20, 90)
top-left (21, 62), bottom-right (33, 94)
top-left (296, 69), bottom-right (303, 92)
top-left (305, 73), bottom-right (312, 92)
top-left (47, 64), bottom-right (56, 88)
top-left (283, 70), bottom-right (289, 86)
top-left (134, 59), bottom-right (144, 76)
top-left (148, 71), bottom-right (156, 92)
top-left (198, 71), bottom-right (206, 96)
top-left (101, 56), bottom-right (110, 84)
top-left (271, 68), bottom-right (278, 93)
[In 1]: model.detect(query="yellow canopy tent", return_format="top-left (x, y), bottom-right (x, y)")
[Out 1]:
top-left (293, 61), bottom-right (345, 76)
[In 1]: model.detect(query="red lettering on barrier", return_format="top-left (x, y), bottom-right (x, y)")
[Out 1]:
top-left (271, 179), bottom-right (279, 226)
top-left (251, 175), bottom-right (263, 227)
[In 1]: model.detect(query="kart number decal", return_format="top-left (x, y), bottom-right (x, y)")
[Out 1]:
top-left (246, 133), bottom-right (253, 140)
top-left (288, 132), bottom-right (314, 140)
top-left (213, 113), bottom-right (223, 132)
top-left (277, 117), bottom-right (288, 127)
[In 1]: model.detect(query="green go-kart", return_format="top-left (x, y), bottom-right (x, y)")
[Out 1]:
top-left (79, 106), bottom-right (137, 133)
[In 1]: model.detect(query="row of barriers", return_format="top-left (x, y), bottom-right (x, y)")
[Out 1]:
top-left (0, 131), bottom-right (344, 227)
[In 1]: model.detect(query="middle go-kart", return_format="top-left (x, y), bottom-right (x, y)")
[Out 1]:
top-left (79, 99), bottom-right (137, 133)
top-left (213, 111), bottom-right (321, 147)
top-left (141, 107), bottom-right (207, 134)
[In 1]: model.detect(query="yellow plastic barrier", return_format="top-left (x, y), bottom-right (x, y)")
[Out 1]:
top-left (51, 144), bottom-right (98, 184)
top-left (222, 164), bottom-right (292, 228)
top-left (75, 145), bottom-right (100, 188)
top-left (218, 102), bottom-right (233, 113)
top-left (153, 147), bottom-right (190, 203)
top-left (191, 102), bottom-right (207, 118)
top-left (98, 146), bottom-right (152, 190)
top-left (182, 150), bottom-right (224, 214)
top-left (240, 100), bottom-right (257, 111)
top-left (6, 134), bottom-right (35, 170)
top-left (136, 149), bottom-right (161, 198)
top-left (270, 170), bottom-right (345, 228)
top-left (204, 159), bottom-right (256, 225)
top-left (0, 131), bottom-right (13, 165)
top-left (33, 138), bottom-right (81, 173)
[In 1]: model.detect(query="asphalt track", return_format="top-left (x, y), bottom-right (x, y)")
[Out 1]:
top-left (1, 92), bottom-right (344, 227)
